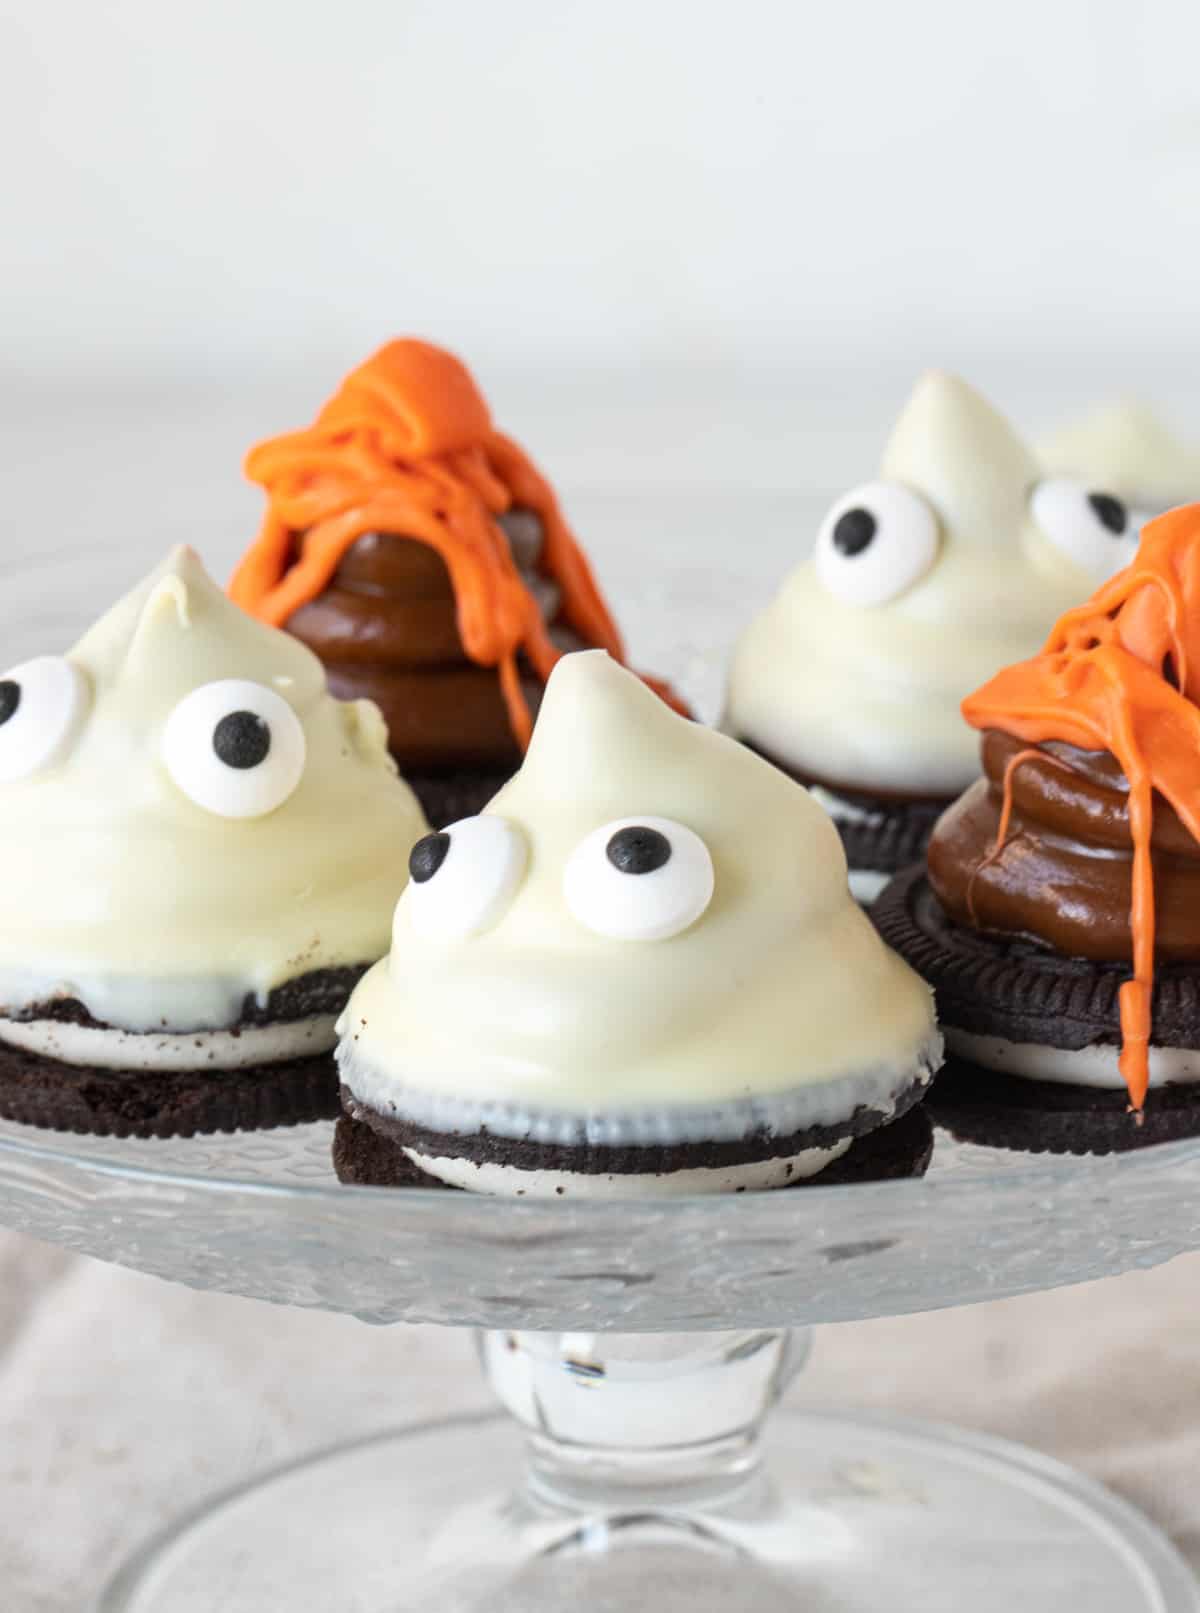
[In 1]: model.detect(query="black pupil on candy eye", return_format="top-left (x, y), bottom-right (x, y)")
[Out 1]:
top-left (212, 710), bottom-right (271, 770)
top-left (1087, 492), bottom-right (1128, 536)
top-left (832, 507), bottom-right (877, 557)
top-left (410, 831), bottom-right (451, 883)
top-left (606, 825), bottom-right (671, 875)
top-left (0, 681), bottom-right (19, 727)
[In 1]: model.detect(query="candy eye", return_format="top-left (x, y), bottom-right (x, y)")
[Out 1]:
top-left (162, 679), bottom-right (306, 819)
top-left (814, 481), bottom-right (940, 607)
top-left (563, 816), bottom-right (714, 942)
top-left (405, 816), bottom-right (527, 940)
top-left (0, 657), bottom-right (89, 783)
top-left (1031, 479), bottom-right (1145, 581)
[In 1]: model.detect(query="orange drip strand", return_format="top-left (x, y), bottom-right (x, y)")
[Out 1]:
top-left (960, 504), bottom-right (1200, 1110)
top-left (230, 339), bottom-right (686, 743)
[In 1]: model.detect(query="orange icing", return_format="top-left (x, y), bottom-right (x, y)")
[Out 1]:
top-left (230, 338), bottom-right (684, 745)
top-left (961, 504), bottom-right (1200, 1110)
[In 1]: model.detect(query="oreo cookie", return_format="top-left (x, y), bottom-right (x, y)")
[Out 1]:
top-left (927, 1057), bottom-right (1200, 1156)
top-left (874, 865), bottom-right (1200, 1152)
top-left (332, 1084), bottom-right (934, 1192)
top-left (828, 793), bottom-right (948, 883)
top-left (0, 964), bottom-right (362, 1139)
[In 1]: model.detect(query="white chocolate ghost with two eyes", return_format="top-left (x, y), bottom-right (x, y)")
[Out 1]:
top-left (724, 371), bottom-right (1145, 807)
top-left (0, 546), bottom-right (427, 1040)
top-left (336, 651), bottom-right (940, 1198)
top-left (1038, 399), bottom-right (1200, 514)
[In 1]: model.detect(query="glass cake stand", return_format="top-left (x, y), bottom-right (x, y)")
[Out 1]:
top-left (1, 1115), bottom-right (1198, 1613)
top-left (3, 515), bottom-right (1199, 1608)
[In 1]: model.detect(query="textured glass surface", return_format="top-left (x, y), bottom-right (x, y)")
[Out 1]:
top-left (2, 1117), bottom-right (1198, 1330)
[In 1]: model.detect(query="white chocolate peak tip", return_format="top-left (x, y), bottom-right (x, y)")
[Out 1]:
top-left (71, 545), bottom-right (326, 696)
top-left (529, 649), bottom-right (669, 747)
top-left (881, 371), bottom-right (1037, 544)
top-left (517, 651), bottom-right (805, 815)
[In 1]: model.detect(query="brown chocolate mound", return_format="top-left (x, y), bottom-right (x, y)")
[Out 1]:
top-left (285, 513), bottom-right (592, 776)
top-left (929, 731), bottom-right (1200, 963)
top-left (332, 1103), bottom-right (934, 1189)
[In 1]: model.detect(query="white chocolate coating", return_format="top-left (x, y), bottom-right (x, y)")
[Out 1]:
top-left (1038, 400), bottom-right (1200, 511)
top-left (338, 652), bottom-right (939, 1134)
top-left (0, 547), bottom-right (427, 1032)
top-left (724, 372), bottom-right (1105, 796)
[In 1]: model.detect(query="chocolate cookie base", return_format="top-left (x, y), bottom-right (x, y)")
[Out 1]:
top-left (873, 865), bottom-right (1200, 1051)
top-left (406, 766), bottom-right (517, 829)
top-left (0, 1037), bottom-right (341, 1139)
top-left (737, 742), bottom-right (949, 878)
top-left (929, 1057), bottom-right (1200, 1155)
top-left (332, 1089), bottom-right (934, 1191)
top-left (874, 866), bottom-right (1200, 1153)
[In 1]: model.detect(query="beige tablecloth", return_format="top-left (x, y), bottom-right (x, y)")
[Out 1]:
top-left (2, 1230), bottom-right (1198, 1611)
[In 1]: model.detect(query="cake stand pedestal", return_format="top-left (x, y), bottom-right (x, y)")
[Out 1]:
top-left (1, 1117), bottom-right (1198, 1610)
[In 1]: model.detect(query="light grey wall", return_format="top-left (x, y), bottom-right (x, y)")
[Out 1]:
top-left (3, 0), bottom-right (1198, 385)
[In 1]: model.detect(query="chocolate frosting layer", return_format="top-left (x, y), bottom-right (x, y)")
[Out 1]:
top-left (285, 512), bottom-right (588, 772)
top-left (928, 729), bottom-right (1200, 962)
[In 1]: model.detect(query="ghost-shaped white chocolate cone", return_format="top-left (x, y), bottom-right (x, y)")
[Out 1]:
top-left (337, 652), bottom-right (939, 1196)
top-left (0, 546), bottom-right (426, 1043)
top-left (724, 371), bottom-right (1136, 803)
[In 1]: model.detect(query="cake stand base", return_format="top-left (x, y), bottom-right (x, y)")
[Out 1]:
top-left (95, 1407), bottom-right (1195, 1612)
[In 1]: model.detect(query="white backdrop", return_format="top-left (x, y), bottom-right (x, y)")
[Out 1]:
top-left (2, 0), bottom-right (1198, 387)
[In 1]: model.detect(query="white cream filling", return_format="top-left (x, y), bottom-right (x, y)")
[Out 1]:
top-left (848, 868), bottom-right (891, 905)
top-left (808, 786), bottom-right (887, 829)
top-left (403, 1140), bottom-right (852, 1198)
top-left (947, 1027), bottom-right (1200, 1091)
top-left (0, 1014), bottom-right (336, 1072)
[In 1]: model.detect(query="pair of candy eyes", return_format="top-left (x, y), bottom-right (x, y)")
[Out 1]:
top-left (816, 478), bottom-right (1149, 607)
top-left (404, 815), bottom-right (715, 944)
top-left (0, 664), bottom-right (305, 818)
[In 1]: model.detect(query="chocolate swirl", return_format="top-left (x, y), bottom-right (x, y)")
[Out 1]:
top-left (286, 510), bottom-right (587, 773)
top-left (928, 729), bottom-right (1200, 963)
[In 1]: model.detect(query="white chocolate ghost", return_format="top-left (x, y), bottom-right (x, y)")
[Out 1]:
top-left (1038, 399), bottom-right (1200, 512)
top-left (338, 651), bottom-right (938, 1188)
top-left (724, 372), bottom-right (1141, 798)
top-left (0, 547), bottom-right (427, 1033)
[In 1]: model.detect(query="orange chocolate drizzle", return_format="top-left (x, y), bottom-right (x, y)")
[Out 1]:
top-left (961, 504), bottom-right (1200, 1110)
top-left (230, 338), bottom-right (681, 746)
